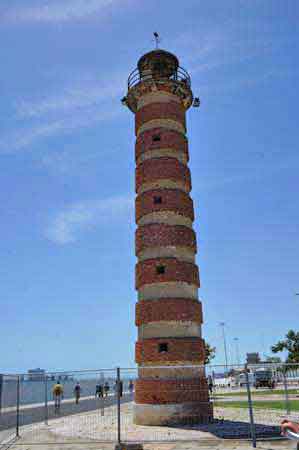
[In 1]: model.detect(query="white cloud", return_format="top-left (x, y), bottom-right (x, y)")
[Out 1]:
top-left (173, 25), bottom-right (275, 77)
top-left (3, 0), bottom-right (118, 23)
top-left (39, 144), bottom-right (121, 175)
top-left (172, 30), bottom-right (224, 73)
top-left (0, 70), bottom-right (128, 154)
top-left (0, 107), bottom-right (119, 154)
top-left (45, 195), bottom-right (134, 244)
top-left (195, 157), bottom-right (299, 192)
top-left (200, 68), bottom-right (294, 96)
top-left (0, 71), bottom-right (127, 153)
top-left (16, 77), bottom-right (123, 119)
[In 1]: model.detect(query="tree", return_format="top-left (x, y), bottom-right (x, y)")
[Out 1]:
top-left (271, 330), bottom-right (299, 363)
top-left (205, 342), bottom-right (216, 365)
top-left (266, 356), bottom-right (282, 363)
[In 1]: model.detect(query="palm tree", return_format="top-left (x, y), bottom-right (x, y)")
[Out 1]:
top-left (272, 330), bottom-right (299, 363)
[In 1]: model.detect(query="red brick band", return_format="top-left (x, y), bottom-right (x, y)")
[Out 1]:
top-left (135, 223), bottom-right (196, 256)
top-left (135, 378), bottom-right (209, 404)
top-left (135, 102), bottom-right (186, 135)
top-left (135, 128), bottom-right (189, 163)
top-left (135, 298), bottom-right (203, 326)
top-left (136, 258), bottom-right (199, 289)
top-left (136, 157), bottom-right (191, 193)
top-left (135, 337), bottom-right (205, 363)
top-left (136, 189), bottom-right (194, 223)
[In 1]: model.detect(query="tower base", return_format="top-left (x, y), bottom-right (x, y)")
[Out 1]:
top-left (133, 402), bottom-right (213, 426)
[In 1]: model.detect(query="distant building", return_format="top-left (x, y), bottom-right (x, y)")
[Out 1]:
top-left (213, 376), bottom-right (237, 388)
top-left (213, 372), bottom-right (226, 379)
top-left (57, 374), bottom-right (71, 381)
top-left (246, 353), bottom-right (261, 365)
top-left (27, 368), bottom-right (45, 381)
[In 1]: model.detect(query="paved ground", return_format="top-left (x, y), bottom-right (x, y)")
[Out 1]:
top-left (2, 436), bottom-right (296, 450)
top-left (1, 402), bottom-right (289, 444)
top-left (213, 394), bottom-right (299, 402)
top-left (0, 394), bottom-right (132, 432)
top-left (25, 402), bottom-right (281, 441)
top-left (2, 396), bottom-right (298, 450)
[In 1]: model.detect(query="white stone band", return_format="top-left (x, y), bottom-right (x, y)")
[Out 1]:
top-left (138, 321), bottom-right (202, 339)
top-left (137, 178), bottom-right (189, 195)
top-left (138, 246), bottom-right (195, 263)
top-left (138, 281), bottom-right (198, 301)
top-left (137, 119), bottom-right (185, 137)
top-left (137, 211), bottom-right (193, 228)
top-left (137, 148), bottom-right (188, 166)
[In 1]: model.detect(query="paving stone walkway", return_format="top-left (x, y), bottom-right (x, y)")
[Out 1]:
top-left (3, 437), bottom-right (296, 450)
top-left (1, 400), bottom-right (298, 450)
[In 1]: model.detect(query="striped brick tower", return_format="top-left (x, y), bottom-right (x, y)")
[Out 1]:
top-left (123, 49), bottom-right (213, 425)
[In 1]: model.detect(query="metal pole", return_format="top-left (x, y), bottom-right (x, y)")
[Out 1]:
top-left (234, 337), bottom-right (240, 366)
top-left (117, 367), bottom-right (121, 445)
top-left (220, 322), bottom-right (229, 373)
top-left (16, 376), bottom-right (20, 438)
top-left (101, 372), bottom-right (104, 416)
top-left (283, 368), bottom-right (290, 414)
top-left (44, 375), bottom-right (48, 425)
top-left (0, 374), bottom-right (3, 415)
top-left (245, 365), bottom-right (256, 448)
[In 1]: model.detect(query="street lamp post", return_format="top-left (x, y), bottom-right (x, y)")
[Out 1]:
top-left (233, 337), bottom-right (241, 366)
top-left (219, 322), bottom-right (229, 373)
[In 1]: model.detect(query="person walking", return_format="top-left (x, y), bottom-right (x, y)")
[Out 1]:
top-left (52, 381), bottom-right (63, 413)
top-left (119, 380), bottom-right (123, 398)
top-left (129, 380), bottom-right (134, 394)
top-left (104, 381), bottom-right (110, 397)
top-left (95, 383), bottom-right (103, 398)
top-left (114, 379), bottom-right (123, 397)
top-left (74, 382), bottom-right (81, 404)
top-left (208, 376), bottom-right (214, 394)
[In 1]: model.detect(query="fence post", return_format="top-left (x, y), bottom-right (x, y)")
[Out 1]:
top-left (0, 374), bottom-right (3, 415)
top-left (101, 372), bottom-right (105, 416)
top-left (283, 367), bottom-right (290, 414)
top-left (117, 367), bottom-right (121, 445)
top-left (44, 374), bottom-right (48, 425)
top-left (245, 365), bottom-right (256, 448)
top-left (16, 376), bottom-right (20, 438)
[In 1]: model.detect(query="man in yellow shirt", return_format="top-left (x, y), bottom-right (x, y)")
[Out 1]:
top-left (52, 381), bottom-right (63, 413)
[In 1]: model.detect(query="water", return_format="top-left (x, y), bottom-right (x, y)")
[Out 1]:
top-left (1, 377), bottom-right (120, 408)
top-left (0, 375), bottom-right (133, 409)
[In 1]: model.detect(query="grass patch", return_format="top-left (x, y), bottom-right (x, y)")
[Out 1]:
top-left (214, 400), bottom-right (299, 411)
top-left (216, 389), bottom-right (299, 397)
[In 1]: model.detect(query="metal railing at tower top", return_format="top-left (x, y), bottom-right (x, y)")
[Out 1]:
top-left (127, 66), bottom-right (191, 90)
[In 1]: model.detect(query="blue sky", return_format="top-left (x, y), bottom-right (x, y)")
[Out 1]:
top-left (0, 0), bottom-right (298, 373)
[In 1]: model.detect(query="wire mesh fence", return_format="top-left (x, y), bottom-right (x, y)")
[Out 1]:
top-left (1, 363), bottom-right (299, 446)
top-left (0, 374), bottom-right (19, 444)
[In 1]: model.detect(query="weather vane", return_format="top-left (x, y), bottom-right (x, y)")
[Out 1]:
top-left (153, 32), bottom-right (161, 49)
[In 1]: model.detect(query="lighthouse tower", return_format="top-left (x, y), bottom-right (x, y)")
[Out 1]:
top-left (123, 48), bottom-right (213, 425)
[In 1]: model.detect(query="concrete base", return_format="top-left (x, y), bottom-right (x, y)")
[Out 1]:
top-left (133, 402), bottom-right (213, 426)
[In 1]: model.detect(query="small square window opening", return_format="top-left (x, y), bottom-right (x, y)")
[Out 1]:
top-left (156, 265), bottom-right (165, 275)
top-left (159, 343), bottom-right (168, 353)
top-left (153, 196), bottom-right (162, 204)
top-left (152, 134), bottom-right (161, 142)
